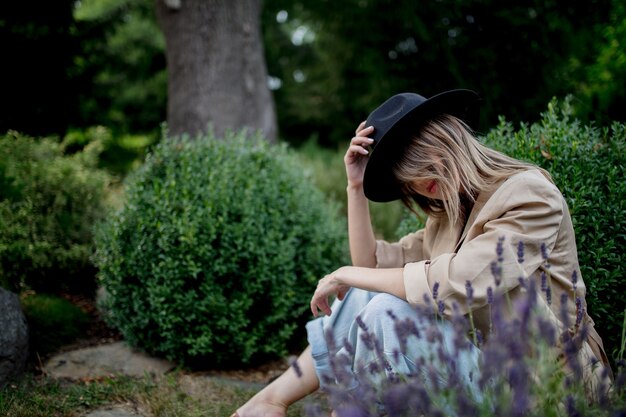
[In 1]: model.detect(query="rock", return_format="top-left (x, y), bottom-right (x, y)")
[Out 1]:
top-left (83, 404), bottom-right (144, 417)
top-left (0, 287), bottom-right (29, 387)
top-left (43, 341), bottom-right (176, 379)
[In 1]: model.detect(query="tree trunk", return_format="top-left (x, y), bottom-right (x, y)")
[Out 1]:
top-left (155, 0), bottom-right (277, 141)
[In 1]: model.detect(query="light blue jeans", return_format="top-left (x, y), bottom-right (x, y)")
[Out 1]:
top-left (306, 289), bottom-right (481, 396)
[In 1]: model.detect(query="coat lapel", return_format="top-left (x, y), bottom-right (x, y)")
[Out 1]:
top-left (453, 181), bottom-right (502, 253)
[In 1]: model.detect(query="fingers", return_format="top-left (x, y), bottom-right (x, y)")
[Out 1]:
top-left (347, 126), bottom-right (374, 157)
top-left (355, 121), bottom-right (366, 135)
top-left (310, 296), bottom-right (331, 318)
top-left (347, 144), bottom-right (369, 156)
top-left (355, 124), bottom-right (374, 139)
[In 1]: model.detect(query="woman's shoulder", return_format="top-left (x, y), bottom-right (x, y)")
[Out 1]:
top-left (507, 168), bottom-right (553, 185)
top-left (490, 168), bottom-right (561, 205)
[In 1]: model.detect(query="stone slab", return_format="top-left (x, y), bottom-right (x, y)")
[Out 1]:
top-left (84, 405), bottom-right (143, 417)
top-left (44, 341), bottom-right (176, 379)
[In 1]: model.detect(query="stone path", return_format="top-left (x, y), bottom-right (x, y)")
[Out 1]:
top-left (83, 405), bottom-right (143, 417)
top-left (44, 341), bottom-right (176, 379)
top-left (43, 341), bottom-right (266, 417)
top-left (44, 342), bottom-right (173, 417)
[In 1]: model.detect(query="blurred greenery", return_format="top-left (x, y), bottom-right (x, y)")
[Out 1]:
top-left (295, 140), bottom-right (407, 240)
top-left (0, 131), bottom-right (111, 295)
top-left (1, 0), bottom-right (624, 144)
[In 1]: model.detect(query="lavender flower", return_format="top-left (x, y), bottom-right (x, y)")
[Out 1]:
top-left (355, 315), bottom-right (368, 332)
top-left (465, 280), bottom-right (474, 304)
top-left (575, 297), bottom-right (584, 328)
top-left (343, 339), bottom-right (355, 356)
top-left (571, 270), bottom-right (578, 291)
top-left (289, 355), bottom-right (303, 378)
top-left (517, 240), bottom-right (525, 264)
top-left (432, 281), bottom-right (440, 301)
top-left (509, 361), bottom-right (530, 417)
top-left (496, 235), bottom-right (505, 262)
top-left (565, 394), bottom-right (581, 417)
top-left (560, 292), bottom-right (571, 329)
top-left (540, 242), bottom-right (549, 261)
top-left (309, 240), bottom-right (626, 417)
top-left (437, 300), bottom-right (445, 316)
top-left (490, 260), bottom-right (502, 286)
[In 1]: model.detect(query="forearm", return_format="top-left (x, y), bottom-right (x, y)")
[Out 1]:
top-left (339, 266), bottom-right (406, 300)
top-left (347, 184), bottom-right (377, 268)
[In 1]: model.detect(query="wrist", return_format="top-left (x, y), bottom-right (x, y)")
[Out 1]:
top-left (335, 266), bottom-right (352, 284)
top-left (346, 183), bottom-right (365, 194)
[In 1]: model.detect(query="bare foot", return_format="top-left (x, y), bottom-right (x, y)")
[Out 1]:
top-left (233, 396), bottom-right (287, 417)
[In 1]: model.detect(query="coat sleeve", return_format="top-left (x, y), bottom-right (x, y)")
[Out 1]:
top-left (403, 174), bottom-right (564, 314)
top-left (375, 228), bottom-right (426, 268)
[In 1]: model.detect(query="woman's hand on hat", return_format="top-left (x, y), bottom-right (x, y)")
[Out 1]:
top-left (345, 122), bottom-right (375, 188)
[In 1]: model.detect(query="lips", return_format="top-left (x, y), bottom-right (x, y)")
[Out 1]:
top-left (427, 181), bottom-right (437, 194)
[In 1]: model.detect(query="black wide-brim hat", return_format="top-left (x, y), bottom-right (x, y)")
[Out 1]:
top-left (363, 89), bottom-right (480, 202)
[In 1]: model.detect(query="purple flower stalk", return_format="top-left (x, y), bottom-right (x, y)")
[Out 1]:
top-left (490, 261), bottom-right (502, 286)
top-left (517, 240), bottom-right (525, 264)
top-left (496, 235), bottom-right (505, 262)
top-left (540, 242), bottom-right (549, 261)
top-left (437, 300), bottom-right (445, 316)
top-left (290, 356), bottom-right (303, 378)
top-left (432, 281), bottom-right (440, 301)
top-left (575, 297), bottom-right (584, 328)
top-left (465, 280), bottom-right (474, 304)
top-left (571, 270), bottom-right (578, 291)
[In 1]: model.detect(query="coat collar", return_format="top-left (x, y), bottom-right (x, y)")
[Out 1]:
top-left (454, 179), bottom-right (504, 252)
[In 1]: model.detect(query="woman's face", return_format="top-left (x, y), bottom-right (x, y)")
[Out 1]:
top-left (408, 178), bottom-right (442, 200)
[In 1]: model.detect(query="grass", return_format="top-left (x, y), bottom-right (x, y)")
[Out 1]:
top-left (0, 371), bottom-right (314, 417)
top-left (21, 293), bottom-right (91, 359)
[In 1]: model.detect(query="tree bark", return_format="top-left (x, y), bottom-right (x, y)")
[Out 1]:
top-left (155, 0), bottom-right (277, 141)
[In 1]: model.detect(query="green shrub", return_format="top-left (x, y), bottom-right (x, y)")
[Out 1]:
top-left (21, 293), bottom-right (90, 357)
top-left (296, 140), bottom-right (406, 240)
top-left (0, 132), bottom-right (111, 294)
top-left (481, 97), bottom-right (626, 361)
top-left (94, 130), bottom-right (348, 367)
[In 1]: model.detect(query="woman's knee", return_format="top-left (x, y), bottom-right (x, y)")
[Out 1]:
top-left (359, 293), bottom-right (417, 328)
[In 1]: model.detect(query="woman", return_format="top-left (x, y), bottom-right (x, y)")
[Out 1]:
top-left (232, 90), bottom-right (611, 417)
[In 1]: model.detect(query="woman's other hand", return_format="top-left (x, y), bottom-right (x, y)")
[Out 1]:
top-left (344, 122), bottom-right (374, 188)
top-left (310, 267), bottom-right (351, 317)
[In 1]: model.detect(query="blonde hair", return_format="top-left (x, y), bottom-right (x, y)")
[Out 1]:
top-left (392, 114), bottom-right (552, 226)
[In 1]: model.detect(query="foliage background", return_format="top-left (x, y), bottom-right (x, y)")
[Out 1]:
top-left (0, 132), bottom-right (111, 295)
top-left (1, 0), bottom-right (624, 144)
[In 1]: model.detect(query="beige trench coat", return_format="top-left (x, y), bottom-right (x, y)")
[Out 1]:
top-left (375, 169), bottom-right (611, 393)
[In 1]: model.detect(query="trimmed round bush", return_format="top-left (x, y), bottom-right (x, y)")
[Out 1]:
top-left (94, 131), bottom-right (348, 367)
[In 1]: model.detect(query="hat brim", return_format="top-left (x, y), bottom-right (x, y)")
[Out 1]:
top-left (363, 89), bottom-right (480, 202)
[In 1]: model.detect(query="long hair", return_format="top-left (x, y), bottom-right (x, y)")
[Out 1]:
top-left (392, 114), bottom-right (552, 226)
